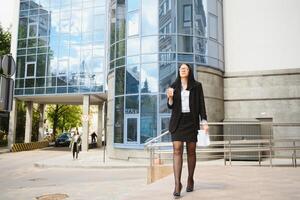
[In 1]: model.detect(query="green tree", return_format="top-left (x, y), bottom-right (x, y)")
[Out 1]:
top-left (31, 105), bottom-right (40, 142)
top-left (0, 24), bottom-right (11, 55)
top-left (46, 105), bottom-right (82, 138)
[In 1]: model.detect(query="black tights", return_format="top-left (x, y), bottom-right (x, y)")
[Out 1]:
top-left (72, 142), bottom-right (78, 159)
top-left (173, 141), bottom-right (196, 192)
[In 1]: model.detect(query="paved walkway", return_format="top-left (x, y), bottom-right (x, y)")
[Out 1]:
top-left (34, 147), bottom-right (148, 169)
top-left (1, 147), bottom-right (300, 199)
top-left (0, 147), bottom-right (10, 154)
top-left (123, 165), bottom-right (300, 200)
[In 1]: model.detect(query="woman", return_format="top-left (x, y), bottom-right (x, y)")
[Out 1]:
top-left (69, 131), bottom-right (82, 160)
top-left (167, 63), bottom-right (209, 197)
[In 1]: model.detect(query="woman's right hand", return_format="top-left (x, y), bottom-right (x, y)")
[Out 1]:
top-left (167, 87), bottom-right (174, 99)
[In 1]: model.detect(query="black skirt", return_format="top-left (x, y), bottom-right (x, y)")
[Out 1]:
top-left (171, 112), bottom-right (197, 142)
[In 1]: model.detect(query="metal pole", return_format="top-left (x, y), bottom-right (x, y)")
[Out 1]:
top-left (269, 137), bottom-right (272, 167)
top-left (229, 139), bottom-right (232, 166)
top-left (258, 145), bottom-right (261, 166)
top-left (293, 141), bottom-right (296, 168)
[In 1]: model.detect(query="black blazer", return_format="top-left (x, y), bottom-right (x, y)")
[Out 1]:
top-left (167, 81), bottom-right (207, 133)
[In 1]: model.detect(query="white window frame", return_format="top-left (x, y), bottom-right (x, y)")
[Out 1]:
top-left (25, 61), bottom-right (36, 78)
top-left (27, 23), bottom-right (38, 38)
top-left (124, 114), bottom-right (139, 144)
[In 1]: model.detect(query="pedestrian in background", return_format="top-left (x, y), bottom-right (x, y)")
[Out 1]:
top-left (69, 131), bottom-right (82, 160)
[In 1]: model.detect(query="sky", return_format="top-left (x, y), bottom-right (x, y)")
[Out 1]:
top-left (0, 0), bottom-right (16, 30)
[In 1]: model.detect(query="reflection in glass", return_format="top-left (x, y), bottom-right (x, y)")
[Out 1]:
top-left (178, 54), bottom-right (193, 62)
top-left (177, 0), bottom-right (193, 34)
top-left (127, 55), bottom-right (140, 65)
top-left (141, 63), bottom-right (158, 93)
top-left (159, 35), bottom-right (176, 52)
top-left (36, 54), bottom-right (47, 77)
top-left (194, 0), bottom-right (207, 37)
top-left (141, 36), bottom-right (158, 54)
top-left (15, 79), bottom-right (24, 89)
top-left (114, 96), bottom-right (124, 143)
top-left (159, 62), bottom-right (176, 93)
top-left (159, 94), bottom-right (171, 113)
top-left (70, 10), bottom-right (82, 33)
top-left (94, 15), bottom-right (105, 30)
top-left (115, 67), bottom-right (125, 95)
top-left (126, 95), bottom-right (139, 114)
top-left (127, 0), bottom-right (140, 12)
top-left (82, 9), bottom-right (94, 32)
top-left (161, 117), bottom-right (171, 142)
top-left (141, 95), bottom-right (157, 143)
top-left (116, 40), bottom-right (125, 58)
top-left (127, 118), bottom-right (138, 142)
top-left (16, 56), bottom-right (26, 78)
top-left (127, 37), bottom-right (140, 56)
top-left (116, 0), bottom-right (126, 41)
top-left (209, 14), bottom-right (218, 39)
top-left (127, 11), bottom-right (139, 36)
top-left (178, 35), bottom-right (193, 52)
top-left (126, 64), bottom-right (139, 94)
top-left (58, 59), bottom-right (68, 75)
top-left (141, 54), bottom-right (157, 63)
top-left (36, 78), bottom-right (45, 87)
top-left (141, 0), bottom-right (158, 36)
top-left (57, 76), bottom-right (67, 86)
top-left (194, 37), bottom-right (207, 54)
top-left (25, 78), bottom-right (34, 88)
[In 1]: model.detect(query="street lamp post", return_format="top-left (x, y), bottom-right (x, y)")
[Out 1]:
top-left (0, 54), bottom-right (16, 112)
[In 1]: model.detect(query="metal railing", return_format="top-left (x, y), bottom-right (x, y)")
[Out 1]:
top-left (144, 122), bottom-right (300, 169)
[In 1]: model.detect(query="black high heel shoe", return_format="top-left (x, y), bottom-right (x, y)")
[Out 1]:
top-left (186, 180), bottom-right (194, 192)
top-left (173, 183), bottom-right (182, 198)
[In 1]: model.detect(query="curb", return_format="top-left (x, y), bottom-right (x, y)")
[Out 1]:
top-left (34, 162), bottom-right (148, 169)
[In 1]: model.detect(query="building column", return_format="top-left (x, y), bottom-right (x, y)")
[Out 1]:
top-left (24, 101), bottom-right (33, 143)
top-left (82, 95), bottom-right (90, 151)
top-left (97, 102), bottom-right (104, 147)
top-left (8, 98), bottom-right (17, 149)
top-left (38, 104), bottom-right (45, 141)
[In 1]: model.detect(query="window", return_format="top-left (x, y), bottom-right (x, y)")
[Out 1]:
top-left (27, 23), bottom-right (38, 38)
top-left (183, 5), bottom-right (192, 27)
top-left (127, 11), bottom-right (139, 36)
top-left (25, 62), bottom-right (36, 77)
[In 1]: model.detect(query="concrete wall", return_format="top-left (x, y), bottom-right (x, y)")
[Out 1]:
top-left (224, 69), bottom-right (300, 156)
top-left (224, 69), bottom-right (300, 123)
top-left (196, 66), bottom-right (224, 141)
top-left (223, 0), bottom-right (300, 72)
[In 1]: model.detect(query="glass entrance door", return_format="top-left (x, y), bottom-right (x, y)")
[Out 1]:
top-left (125, 115), bottom-right (139, 144)
top-left (159, 116), bottom-right (171, 142)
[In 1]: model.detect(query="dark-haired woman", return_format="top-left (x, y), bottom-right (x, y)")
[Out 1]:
top-left (167, 63), bottom-right (209, 198)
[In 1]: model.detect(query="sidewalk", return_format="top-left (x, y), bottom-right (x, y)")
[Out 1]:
top-left (0, 147), bottom-right (10, 154)
top-left (122, 165), bottom-right (300, 200)
top-left (34, 147), bottom-right (149, 169)
top-left (34, 147), bottom-right (297, 169)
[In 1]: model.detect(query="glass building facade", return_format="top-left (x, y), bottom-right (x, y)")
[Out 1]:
top-left (14, 0), bottom-right (223, 149)
top-left (110, 0), bottom-right (224, 147)
top-left (15, 0), bottom-right (107, 96)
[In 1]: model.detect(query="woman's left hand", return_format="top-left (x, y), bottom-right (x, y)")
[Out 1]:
top-left (203, 124), bottom-right (209, 134)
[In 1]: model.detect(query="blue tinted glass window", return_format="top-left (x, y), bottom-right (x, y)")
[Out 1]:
top-left (126, 64), bottom-right (139, 94)
top-left (140, 95), bottom-right (157, 143)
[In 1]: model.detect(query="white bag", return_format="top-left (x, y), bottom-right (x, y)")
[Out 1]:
top-left (197, 129), bottom-right (210, 147)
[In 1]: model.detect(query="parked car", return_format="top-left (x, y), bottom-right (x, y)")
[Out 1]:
top-left (55, 133), bottom-right (71, 147)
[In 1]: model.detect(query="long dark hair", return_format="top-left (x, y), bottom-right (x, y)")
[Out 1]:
top-left (173, 63), bottom-right (196, 91)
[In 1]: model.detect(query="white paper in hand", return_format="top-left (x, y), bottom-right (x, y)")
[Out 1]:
top-left (197, 129), bottom-right (210, 147)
